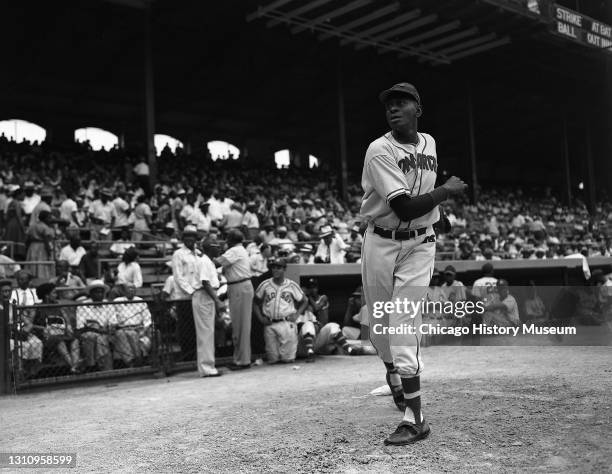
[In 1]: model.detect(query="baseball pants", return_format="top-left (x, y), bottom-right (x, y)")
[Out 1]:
top-left (361, 225), bottom-right (436, 377)
top-left (192, 289), bottom-right (217, 376)
top-left (264, 320), bottom-right (298, 363)
top-left (228, 280), bottom-right (254, 366)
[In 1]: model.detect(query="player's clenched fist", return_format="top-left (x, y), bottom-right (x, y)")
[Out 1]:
top-left (442, 176), bottom-right (468, 196)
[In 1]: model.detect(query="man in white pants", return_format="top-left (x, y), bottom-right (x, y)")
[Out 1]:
top-left (360, 83), bottom-right (467, 445)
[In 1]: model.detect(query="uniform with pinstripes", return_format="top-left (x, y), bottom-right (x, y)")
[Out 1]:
top-left (360, 130), bottom-right (439, 377)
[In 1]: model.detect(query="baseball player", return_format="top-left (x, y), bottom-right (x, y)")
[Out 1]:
top-left (360, 82), bottom-right (467, 445)
top-left (253, 258), bottom-right (308, 363)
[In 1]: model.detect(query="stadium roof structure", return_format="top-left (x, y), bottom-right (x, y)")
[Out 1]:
top-left (2, 0), bottom-right (612, 197)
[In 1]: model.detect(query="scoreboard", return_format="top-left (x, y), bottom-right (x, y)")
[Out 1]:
top-left (551, 3), bottom-right (612, 50)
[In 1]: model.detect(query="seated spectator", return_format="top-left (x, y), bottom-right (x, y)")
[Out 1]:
top-left (241, 201), bottom-right (260, 241)
top-left (345, 225), bottom-right (363, 263)
top-left (297, 244), bottom-right (315, 264)
top-left (303, 277), bottom-right (329, 326)
top-left (342, 286), bottom-right (364, 340)
top-left (112, 283), bottom-right (152, 367)
top-left (75, 280), bottom-right (116, 371)
top-left (441, 265), bottom-right (467, 303)
top-left (115, 247), bottom-right (143, 289)
top-left (132, 194), bottom-right (152, 241)
top-left (59, 235), bottom-right (87, 270)
top-left (0, 245), bottom-right (21, 278)
top-left (33, 283), bottom-right (80, 373)
top-left (78, 241), bottom-right (101, 284)
top-left (483, 279), bottom-right (520, 327)
top-left (109, 226), bottom-right (134, 257)
top-left (524, 281), bottom-right (547, 322)
top-left (8, 271), bottom-right (43, 378)
top-left (269, 226), bottom-right (295, 253)
top-left (315, 225), bottom-right (348, 264)
top-left (52, 260), bottom-right (86, 301)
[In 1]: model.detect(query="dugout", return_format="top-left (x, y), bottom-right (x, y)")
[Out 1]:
top-left (2, 0), bottom-right (612, 204)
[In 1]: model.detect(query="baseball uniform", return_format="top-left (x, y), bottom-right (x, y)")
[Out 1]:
top-left (361, 130), bottom-right (439, 377)
top-left (255, 277), bottom-right (304, 363)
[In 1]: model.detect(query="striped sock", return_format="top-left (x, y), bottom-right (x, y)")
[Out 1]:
top-left (332, 331), bottom-right (352, 353)
top-left (303, 334), bottom-right (315, 352)
top-left (402, 376), bottom-right (422, 424)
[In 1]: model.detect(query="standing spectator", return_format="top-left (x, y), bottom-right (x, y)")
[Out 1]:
top-left (25, 210), bottom-right (55, 281)
top-left (29, 187), bottom-right (52, 226)
top-left (179, 194), bottom-right (197, 230)
top-left (4, 185), bottom-right (27, 259)
top-left (315, 225), bottom-right (348, 264)
top-left (78, 241), bottom-right (101, 284)
top-left (192, 239), bottom-right (224, 377)
top-left (131, 194), bottom-right (152, 242)
top-left (75, 280), bottom-right (116, 372)
top-left (89, 188), bottom-right (116, 240)
top-left (115, 247), bottom-right (143, 289)
top-left (249, 243), bottom-right (270, 281)
top-left (113, 191), bottom-right (131, 229)
top-left (242, 201), bottom-right (260, 241)
top-left (222, 203), bottom-right (244, 233)
top-left (213, 229), bottom-right (253, 370)
top-left (21, 181), bottom-right (40, 221)
top-left (59, 192), bottom-right (79, 227)
top-left (346, 225), bottom-right (363, 262)
top-left (59, 235), bottom-right (87, 271)
top-left (133, 157), bottom-right (150, 194)
top-left (171, 225), bottom-right (201, 361)
top-left (297, 244), bottom-right (315, 264)
top-left (190, 202), bottom-right (212, 233)
top-left (113, 283), bottom-right (152, 367)
top-left (34, 283), bottom-right (80, 373)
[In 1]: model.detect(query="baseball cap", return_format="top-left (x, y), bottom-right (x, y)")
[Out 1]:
top-left (182, 225), bottom-right (198, 236)
top-left (379, 82), bottom-right (421, 105)
top-left (305, 277), bottom-right (318, 288)
top-left (301, 244), bottom-right (313, 253)
top-left (443, 265), bottom-right (456, 276)
top-left (269, 258), bottom-right (287, 268)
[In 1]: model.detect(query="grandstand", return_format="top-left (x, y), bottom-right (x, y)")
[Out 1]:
top-left (1, 0), bottom-right (611, 392)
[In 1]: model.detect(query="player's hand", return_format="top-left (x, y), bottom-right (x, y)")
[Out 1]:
top-left (442, 176), bottom-right (468, 196)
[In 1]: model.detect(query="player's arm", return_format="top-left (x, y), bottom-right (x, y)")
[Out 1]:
top-left (389, 176), bottom-right (467, 222)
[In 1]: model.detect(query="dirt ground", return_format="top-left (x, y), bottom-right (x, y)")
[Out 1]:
top-left (1, 346), bottom-right (611, 473)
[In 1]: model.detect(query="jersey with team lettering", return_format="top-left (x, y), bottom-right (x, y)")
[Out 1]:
top-left (255, 278), bottom-right (305, 320)
top-left (360, 131), bottom-right (439, 230)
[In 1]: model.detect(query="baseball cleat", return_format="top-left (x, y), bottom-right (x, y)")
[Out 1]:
top-left (384, 420), bottom-right (430, 446)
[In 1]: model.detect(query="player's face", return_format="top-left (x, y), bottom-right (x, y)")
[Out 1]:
top-left (384, 96), bottom-right (419, 130)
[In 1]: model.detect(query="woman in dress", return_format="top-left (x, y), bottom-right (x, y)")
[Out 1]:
top-left (25, 210), bottom-right (55, 281)
top-left (4, 186), bottom-right (27, 259)
top-left (131, 194), bottom-right (152, 242)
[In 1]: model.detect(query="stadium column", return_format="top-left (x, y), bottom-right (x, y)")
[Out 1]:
top-left (561, 115), bottom-right (572, 205)
top-left (467, 82), bottom-right (478, 203)
top-left (144, 0), bottom-right (157, 186)
top-left (336, 51), bottom-right (349, 202)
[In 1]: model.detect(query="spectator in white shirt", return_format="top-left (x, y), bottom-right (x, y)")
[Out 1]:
top-left (59, 192), bottom-right (80, 227)
top-left (89, 188), bottom-right (117, 240)
top-left (115, 247), bottom-right (143, 289)
top-left (190, 202), bottom-right (212, 233)
top-left (113, 283), bottom-right (152, 367)
top-left (59, 236), bottom-right (87, 270)
top-left (242, 201), bottom-right (260, 241)
top-left (112, 191), bottom-right (131, 228)
top-left (110, 227), bottom-right (135, 257)
top-left (21, 181), bottom-right (40, 218)
top-left (315, 225), bottom-right (348, 264)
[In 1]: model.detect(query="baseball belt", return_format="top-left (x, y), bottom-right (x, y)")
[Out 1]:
top-left (227, 277), bottom-right (251, 285)
top-left (373, 225), bottom-right (427, 241)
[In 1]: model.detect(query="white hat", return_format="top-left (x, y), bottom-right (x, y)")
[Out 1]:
top-left (182, 225), bottom-right (198, 236)
top-left (87, 279), bottom-right (109, 294)
top-left (319, 225), bottom-right (333, 238)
